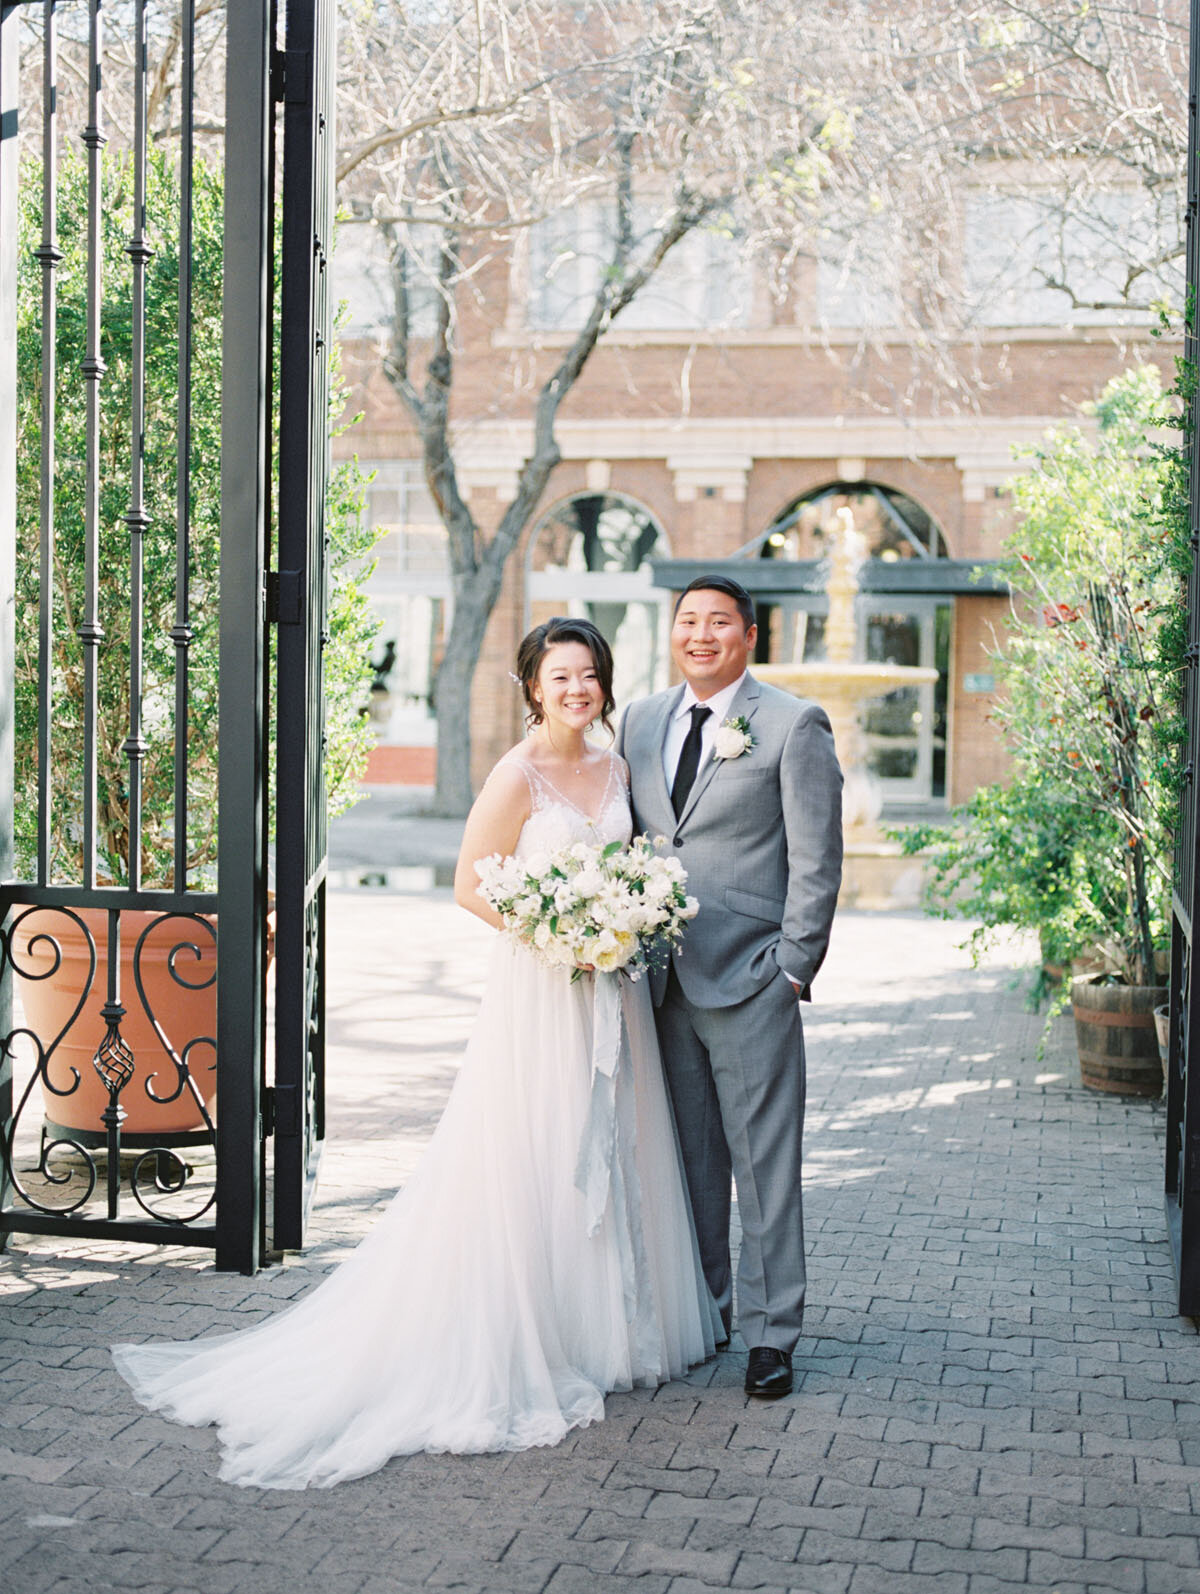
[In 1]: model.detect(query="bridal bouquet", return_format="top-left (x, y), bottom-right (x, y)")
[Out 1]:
top-left (475, 835), bottom-right (699, 977)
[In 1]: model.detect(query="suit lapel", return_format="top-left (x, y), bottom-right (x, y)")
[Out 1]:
top-left (677, 673), bottom-right (762, 828)
top-left (644, 685), bottom-right (685, 829)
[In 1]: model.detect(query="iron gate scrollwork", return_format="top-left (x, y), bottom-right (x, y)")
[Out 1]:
top-left (0, 0), bottom-right (336, 1270)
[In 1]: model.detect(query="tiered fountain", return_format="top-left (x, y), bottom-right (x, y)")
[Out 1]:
top-left (756, 506), bottom-right (937, 905)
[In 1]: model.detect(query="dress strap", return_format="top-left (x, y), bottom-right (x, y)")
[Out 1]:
top-left (496, 750), bottom-right (552, 812)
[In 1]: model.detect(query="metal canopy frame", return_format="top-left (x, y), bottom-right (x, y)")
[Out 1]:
top-left (650, 556), bottom-right (1008, 598)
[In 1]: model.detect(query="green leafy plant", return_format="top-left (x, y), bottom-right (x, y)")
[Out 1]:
top-left (899, 365), bottom-right (1184, 994)
top-left (15, 150), bottom-right (377, 886)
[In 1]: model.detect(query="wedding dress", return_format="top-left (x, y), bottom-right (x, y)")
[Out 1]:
top-left (112, 749), bottom-right (719, 1489)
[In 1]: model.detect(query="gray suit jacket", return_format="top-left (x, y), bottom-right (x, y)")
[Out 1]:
top-left (617, 673), bottom-right (843, 1009)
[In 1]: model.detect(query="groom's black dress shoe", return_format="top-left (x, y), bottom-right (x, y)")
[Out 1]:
top-left (744, 1347), bottom-right (793, 1398)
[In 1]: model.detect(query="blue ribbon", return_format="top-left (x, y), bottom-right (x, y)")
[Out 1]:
top-left (574, 971), bottom-right (624, 1236)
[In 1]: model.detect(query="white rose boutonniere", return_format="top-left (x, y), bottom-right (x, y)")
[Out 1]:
top-left (712, 715), bottom-right (756, 761)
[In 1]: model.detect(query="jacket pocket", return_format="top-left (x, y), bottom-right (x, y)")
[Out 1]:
top-left (724, 886), bottom-right (785, 924)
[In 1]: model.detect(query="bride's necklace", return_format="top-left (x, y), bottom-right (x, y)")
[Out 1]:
top-left (542, 729), bottom-right (588, 776)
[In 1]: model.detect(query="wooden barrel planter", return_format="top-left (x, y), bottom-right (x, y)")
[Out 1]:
top-left (1071, 976), bottom-right (1167, 1098)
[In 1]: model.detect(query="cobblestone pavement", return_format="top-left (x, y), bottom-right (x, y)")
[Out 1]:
top-left (1, 890), bottom-right (1194, 1594)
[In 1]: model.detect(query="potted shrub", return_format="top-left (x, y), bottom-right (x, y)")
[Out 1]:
top-left (898, 367), bottom-right (1181, 1092)
top-left (995, 367), bottom-right (1178, 1095)
top-left (13, 151), bottom-right (378, 1142)
top-left (894, 769), bottom-right (1124, 1015)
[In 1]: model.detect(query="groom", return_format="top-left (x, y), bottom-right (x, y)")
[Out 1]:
top-left (617, 574), bottom-right (843, 1397)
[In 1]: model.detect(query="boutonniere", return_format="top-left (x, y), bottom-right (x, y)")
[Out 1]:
top-left (712, 715), bottom-right (756, 761)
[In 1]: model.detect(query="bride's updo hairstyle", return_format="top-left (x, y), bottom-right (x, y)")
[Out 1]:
top-left (517, 617), bottom-right (616, 736)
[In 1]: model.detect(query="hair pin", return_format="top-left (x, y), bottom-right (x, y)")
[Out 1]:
top-left (508, 670), bottom-right (521, 685)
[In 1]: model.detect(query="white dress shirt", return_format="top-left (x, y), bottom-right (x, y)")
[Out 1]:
top-left (662, 673), bottom-right (748, 788)
top-left (661, 670), bottom-right (802, 988)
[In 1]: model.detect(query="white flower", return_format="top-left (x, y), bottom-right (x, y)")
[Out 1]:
top-left (592, 930), bottom-right (637, 972)
top-left (713, 724), bottom-right (752, 760)
top-left (573, 866), bottom-right (606, 899)
top-left (524, 851), bottom-right (550, 879)
top-left (680, 895), bottom-right (700, 920)
top-left (533, 922), bottom-right (553, 949)
top-left (569, 841), bottom-right (596, 862)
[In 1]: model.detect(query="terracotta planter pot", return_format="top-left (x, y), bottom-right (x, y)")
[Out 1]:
top-left (1071, 975), bottom-right (1167, 1098)
top-left (13, 907), bottom-right (217, 1142)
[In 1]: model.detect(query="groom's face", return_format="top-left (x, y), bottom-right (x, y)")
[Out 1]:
top-left (671, 589), bottom-right (756, 698)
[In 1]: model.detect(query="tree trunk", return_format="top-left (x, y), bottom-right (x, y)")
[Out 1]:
top-left (432, 569), bottom-right (501, 816)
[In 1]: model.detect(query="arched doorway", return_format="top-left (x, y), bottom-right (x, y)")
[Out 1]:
top-left (527, 493), bottom-right (672, 707)
top-left (757, 483), bottom-right (951, 803)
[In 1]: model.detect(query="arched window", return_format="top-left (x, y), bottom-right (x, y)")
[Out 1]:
top-left (755, 482), bottom-right (950, 803)
top-left (527, 493), bottom-right (671, 706)
top-left (763, 482), bottom-right (948, 565)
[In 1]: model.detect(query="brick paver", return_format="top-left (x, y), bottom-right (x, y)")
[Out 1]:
top-left (1, 888), bottom-right (1195, 1594)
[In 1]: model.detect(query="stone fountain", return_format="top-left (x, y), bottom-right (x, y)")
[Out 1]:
top-left (756, 506), bottom-right (937, 904)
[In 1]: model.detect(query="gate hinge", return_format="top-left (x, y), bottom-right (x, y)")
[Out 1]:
top-left (271, 47), bottom-right (312, 106)
top-left (264, 1084), bottom-right (301, 1139)
top-left (266, 569), bottom-right (303, 625)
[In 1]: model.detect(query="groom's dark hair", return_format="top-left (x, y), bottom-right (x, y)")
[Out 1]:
top-left (673, 574), bottom-right (756, 633)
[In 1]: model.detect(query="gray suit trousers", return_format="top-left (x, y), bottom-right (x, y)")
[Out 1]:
top-left (656, 963), bottom-right (807, 1354)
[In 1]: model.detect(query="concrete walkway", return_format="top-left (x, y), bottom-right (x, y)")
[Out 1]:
top-left (0, 888), bottom-right (1194, 1594)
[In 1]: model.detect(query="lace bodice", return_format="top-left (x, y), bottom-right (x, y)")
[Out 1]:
top-left (505, 749), bottom-right (632, 860)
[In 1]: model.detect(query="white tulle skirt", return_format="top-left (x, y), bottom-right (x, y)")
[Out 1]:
top-left (112, 936), bottom-right (719, 1489)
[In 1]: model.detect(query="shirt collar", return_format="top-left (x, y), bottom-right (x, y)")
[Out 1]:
top-left (673, 671), bottom-right (748, 724)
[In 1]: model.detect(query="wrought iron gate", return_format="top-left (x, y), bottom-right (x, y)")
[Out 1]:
top-left (1167, 0), bottom-right (1200, 1314)
top-left (0, 0), bottom-right (334, 1271)
top-left (271, 0), bottom-right (335, 1252)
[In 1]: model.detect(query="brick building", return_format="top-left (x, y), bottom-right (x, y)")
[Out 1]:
top-left (333, 207), bottom-right (1178, 812)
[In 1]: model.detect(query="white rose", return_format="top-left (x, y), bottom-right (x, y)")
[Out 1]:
top-left (533, 922), bottom-right (552, 949)
top-left (631, 903), bottom-right (665, 933)
top-left (474, 852), bottom-right (499, 880)
top-left (573, 867), bottom-right (606, 899)
top-left (524, 852), bottom-right (550, 880)
top-left (570, 841), bottom-right (596, 862)
top-left (680, 895), bottom-right (700, 920)
top-left (592, 930), bottom-right (637, 972)
top-left (712, 725), bottom-right (750, 760)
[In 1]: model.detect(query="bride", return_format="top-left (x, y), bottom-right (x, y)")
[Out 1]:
top-left (112, 617), bottom-right (720, 1489)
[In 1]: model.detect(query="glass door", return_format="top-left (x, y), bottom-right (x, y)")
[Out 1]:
top-left (858, 598), bottom-right (949, 802)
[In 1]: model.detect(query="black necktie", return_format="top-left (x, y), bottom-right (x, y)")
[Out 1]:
top-left (671, 704), bottom-right (711, 817)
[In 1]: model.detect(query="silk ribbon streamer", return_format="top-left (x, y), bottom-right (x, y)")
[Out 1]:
top-left (575, 971), bottom-right (624, 1235)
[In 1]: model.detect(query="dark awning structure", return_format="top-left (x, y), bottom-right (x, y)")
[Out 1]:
top-left (649, 558), bottom-right (1010, 597)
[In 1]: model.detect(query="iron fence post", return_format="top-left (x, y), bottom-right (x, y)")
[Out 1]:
top-left (217, 0), bottom-right (273, 1273)
top-left (0, 2), bottom-right (19, 1224)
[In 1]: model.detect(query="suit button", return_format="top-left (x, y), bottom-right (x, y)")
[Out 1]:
top-left (673, 834), bottom-right (683, 847)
